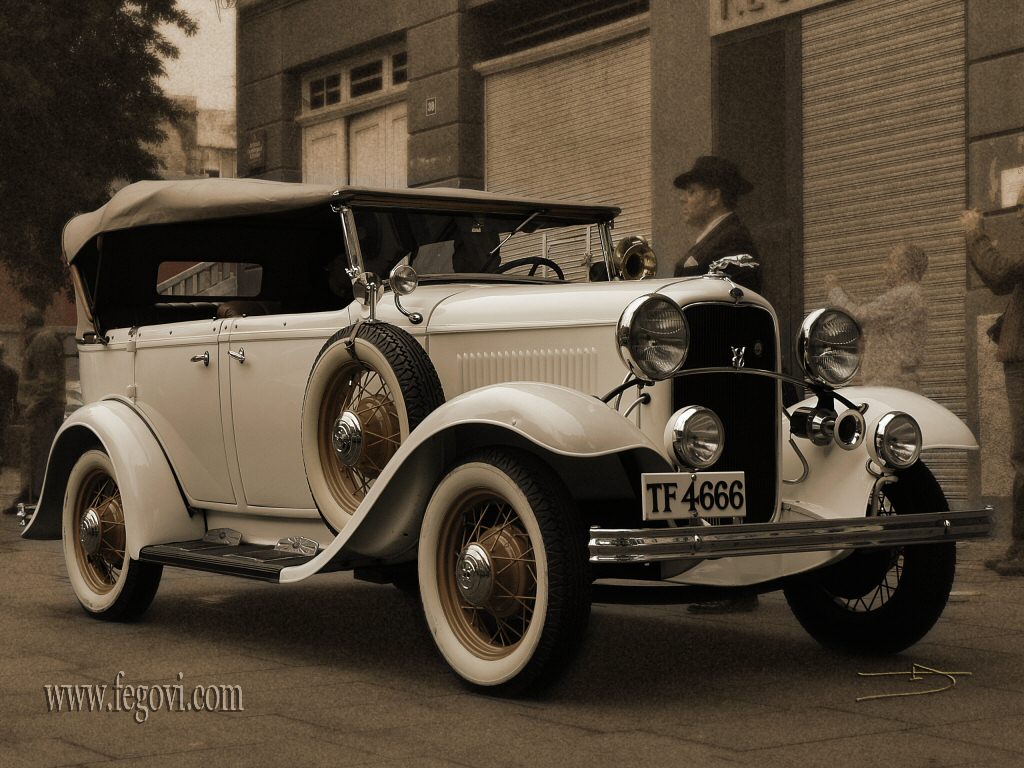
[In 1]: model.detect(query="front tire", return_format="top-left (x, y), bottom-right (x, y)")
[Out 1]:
top-left (62, 450), bottom-right (162, 621)
top-left (784, 462), bottom-right (955, 655)
top-left (418, 449), bottom-right (590, 695)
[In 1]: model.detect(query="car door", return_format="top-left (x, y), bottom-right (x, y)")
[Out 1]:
top-left (224, 311), bottom-right (349, 511)
top-left (133, 318), bottom-right (236, 504)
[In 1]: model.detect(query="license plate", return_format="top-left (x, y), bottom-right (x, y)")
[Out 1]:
top-left (641, 472), bottom-right (747, 521)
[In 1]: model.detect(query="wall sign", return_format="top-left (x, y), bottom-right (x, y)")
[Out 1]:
top-left (711, 0), bottom-right (838, 36)
top-left (425, 97), bottom-right (437, 117)
top-left (246, 130), bottom-right (266, 173)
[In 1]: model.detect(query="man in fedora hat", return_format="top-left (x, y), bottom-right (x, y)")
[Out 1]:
top-left (676, 157), bottom-right (762, 613)
top-left (673, 155), bottom-right (762, 292)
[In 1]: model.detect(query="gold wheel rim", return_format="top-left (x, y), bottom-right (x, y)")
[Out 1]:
top-left (318, 359), bottom-right (401, 511)
top-left (436, 491), bottom-right (538, 660)
top-left (73, 468), bottom-right (126, 594)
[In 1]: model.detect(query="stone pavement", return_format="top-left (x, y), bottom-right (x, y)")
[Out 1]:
top-left (1, 469), bottom-right (1023, 768)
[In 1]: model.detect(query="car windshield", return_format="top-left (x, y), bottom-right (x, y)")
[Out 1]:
top-left (351, 207), bottom-right (605, 282)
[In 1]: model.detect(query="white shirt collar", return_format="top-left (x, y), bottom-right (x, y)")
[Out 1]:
top-left (695, 212), bottom-right (733, 245)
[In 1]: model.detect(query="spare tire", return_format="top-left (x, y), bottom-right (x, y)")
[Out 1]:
top-left (302, 323), bottom-right (445, 532)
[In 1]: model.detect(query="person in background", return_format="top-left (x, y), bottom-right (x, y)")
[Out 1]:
top-left (4, 309), bottom-right (65, 514)
top-left (962, 188), bottom-right (1024, 576)
top-left (824, 243), bottom-right (929, 393)
top-left (676, 156), bottom-right (763, 614)
top-left (674, 155), bottom-right (762, 292)
top-left (0, 342), bottom-right (18, 471)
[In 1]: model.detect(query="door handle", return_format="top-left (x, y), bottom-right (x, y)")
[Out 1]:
top-left (228, 348), bottom-right (246, 364)
top-left (190, 351), bottom-right (210, 367)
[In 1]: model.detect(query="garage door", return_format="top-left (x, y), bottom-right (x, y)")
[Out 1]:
top-left (802, 0), bottom-right (967, 497)
top-left (483, 30), bottom-right (651, 281)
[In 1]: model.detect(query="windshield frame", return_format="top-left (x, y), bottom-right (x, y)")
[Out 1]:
top-left (337, 204), bottom-right (616, 284)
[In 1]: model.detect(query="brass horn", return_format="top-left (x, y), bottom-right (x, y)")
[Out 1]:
top-left (612, 235), bottom-right (657, 280)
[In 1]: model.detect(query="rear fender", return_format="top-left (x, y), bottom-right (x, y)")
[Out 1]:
top-left (283, 382), bottom-right (668, 581)
top-left (21, 400), bottom-right (203, 558)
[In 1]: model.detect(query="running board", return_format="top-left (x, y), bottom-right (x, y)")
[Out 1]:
top-left (139, 537), bottom-right (319, 581)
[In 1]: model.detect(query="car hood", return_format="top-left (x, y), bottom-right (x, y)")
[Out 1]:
top-left (420, 276), bottom-right (772, 333)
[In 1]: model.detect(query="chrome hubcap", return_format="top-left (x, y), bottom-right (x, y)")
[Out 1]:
top-left (456, 542), bottom-right (493, 606)
top-left (332, 411), bottom-right (363, 466)
top-left (79, 508), bottom-right (102, 556)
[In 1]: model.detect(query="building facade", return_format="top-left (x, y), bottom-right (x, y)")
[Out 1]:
top-left (236, 0), bottom-right (1024, 505)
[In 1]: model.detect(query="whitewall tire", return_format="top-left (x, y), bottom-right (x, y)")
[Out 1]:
top-left (62, 449), bottom-right (162, 621)
top-left (302, 323), bottom-right (444, 533)
top-left (418, 448), bottom-right (590, 695)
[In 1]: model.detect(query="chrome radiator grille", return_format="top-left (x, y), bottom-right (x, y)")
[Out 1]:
top-left (673, 303), bottom-right (779, 524)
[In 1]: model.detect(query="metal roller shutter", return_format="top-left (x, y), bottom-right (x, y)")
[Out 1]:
top-left (484, 31), bottom-right (651, 282)
top-left (802, 0), bottom-right (967, 498)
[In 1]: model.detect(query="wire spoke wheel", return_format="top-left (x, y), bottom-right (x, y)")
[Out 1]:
top-left (828, 494), bottom-right (903, 613)
top-left (418, 449), bottom-right (590, 695)
top-left (437, 492), bottom-right (538, 659)
top-left (317, 360), bottom-right (401, 509)
top-left (303, 323), bottom-right (445, 531)
top-left (62, 449), bottom-right (162, 621)
top-left (783, 462), bottom-right (956, 655)
top-left (72, 467), bottom-right (127, 594)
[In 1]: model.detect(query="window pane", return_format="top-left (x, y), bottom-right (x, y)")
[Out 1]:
top-left (325, 73), bottom-right (341, 105)
top-left (157, 262), bottom-right (262, 297)
top-left (350, 60), bottom-right (383, 97)
top-left (392, 52), bottom-right (408, 85)
top-left (309, 79), bottom-right (325, 109)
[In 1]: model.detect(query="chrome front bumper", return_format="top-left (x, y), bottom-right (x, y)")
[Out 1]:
top-left (589, 507), bottom-right (993, 563)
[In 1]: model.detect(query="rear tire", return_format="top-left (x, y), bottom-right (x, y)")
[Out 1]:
top-left (62, 450), bottom-right (162, 621)
top-left (784, 462), bottom-right (955, 655)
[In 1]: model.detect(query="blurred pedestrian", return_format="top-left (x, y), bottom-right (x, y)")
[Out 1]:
top-left (0, 342), bottom-right (17, 468)
top-left (673, 155), bottom-right (762, 292)
top-left (824, 243), bottom-right (929, 393)
top-left (962, 188), bottom-right (1024, 576)
top-left (4, 308), bottom-right (65, 514)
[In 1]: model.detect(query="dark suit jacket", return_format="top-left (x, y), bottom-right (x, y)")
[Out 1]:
top-left (673, 213), bottom-right (762, 292)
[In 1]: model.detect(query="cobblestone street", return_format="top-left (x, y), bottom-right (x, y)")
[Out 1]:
top-left (0, 468), bottom-right (1022, 767)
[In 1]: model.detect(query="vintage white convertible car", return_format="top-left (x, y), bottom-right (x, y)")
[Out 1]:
top-left (26, 178), bottom-right (991, 694)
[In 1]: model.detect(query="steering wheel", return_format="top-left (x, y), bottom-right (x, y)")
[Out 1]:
top-left (496, 256), bottom-right (565, 280)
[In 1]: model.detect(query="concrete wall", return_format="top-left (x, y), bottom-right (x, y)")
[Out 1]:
top-left (965, 0), bottom-right (1024, 503)
top-left (650, 0), bottom-right (711, 272)
top-left (407, 11), bottom-right (486, 188)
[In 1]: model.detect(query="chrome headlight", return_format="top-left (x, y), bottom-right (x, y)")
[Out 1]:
top-left (389, 264), bottom-right (419, 296)
top-left (664, 406), bottom-right (724, 469)
top-left (616, 295), bottom-right (689, 382)
top-left (870, 412), bottom-right (922, 469)
top-left (797, 308), bottom-right (862, 386)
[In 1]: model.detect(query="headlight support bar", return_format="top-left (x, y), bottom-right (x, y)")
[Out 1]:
top-left (668, 367), bottom-right (862, 412)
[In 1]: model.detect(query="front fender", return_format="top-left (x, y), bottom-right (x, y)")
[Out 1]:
top-left (678, 386), bottom-right (976, 588)
top-left (22, 400), bottom-right (204, 558)
top-left (782, 385), bottom-right (976, 520)
top-left (834, 386), bottom-right (977, 450)
top-left (282, 382), bottom-right (668, 582)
